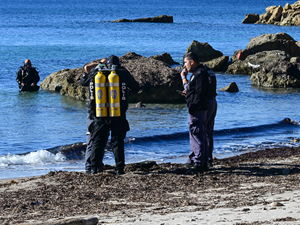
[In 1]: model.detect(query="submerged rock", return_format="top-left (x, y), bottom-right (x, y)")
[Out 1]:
top-left (113, 15), bottom-right (173, 23)
top-left (220, 82), bottom-right (239, 92)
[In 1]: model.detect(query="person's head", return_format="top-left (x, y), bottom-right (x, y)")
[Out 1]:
top-left (24, 59), bottom-right (31, 68)
top-left (183, 52), bottom-right (199, 72)
top-left (107, 55), bottom-right (120, 68)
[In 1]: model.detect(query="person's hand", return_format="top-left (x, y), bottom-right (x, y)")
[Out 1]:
top-left (181, 90), bottom-right (186, 97)
top-left (31, 83), bottom-right (36, 86)
top-left (21, 82), bottom-right (24, 86)
top-left (180, 67), bottom-right (188, 78)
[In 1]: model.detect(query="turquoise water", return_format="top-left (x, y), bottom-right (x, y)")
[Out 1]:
top-left (0, 0), bottom-right (300, 179)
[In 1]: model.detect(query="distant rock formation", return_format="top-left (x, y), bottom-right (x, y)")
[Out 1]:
top-left (113, 15), bottom-right (173, 23)
top-left (242, 1), bottom-right (300, 26)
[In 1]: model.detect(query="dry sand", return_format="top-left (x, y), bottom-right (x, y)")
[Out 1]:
top-left (1, 146), bottom-right (300, 225)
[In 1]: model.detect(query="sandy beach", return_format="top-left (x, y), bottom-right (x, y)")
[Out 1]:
top-left (1, 146), bottom-right (300, 225)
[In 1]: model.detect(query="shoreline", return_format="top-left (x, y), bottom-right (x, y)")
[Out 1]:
top-left (1, 145), bottom-right (300, 225)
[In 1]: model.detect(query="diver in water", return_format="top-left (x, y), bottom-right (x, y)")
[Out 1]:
top-left (16, 59), bottom-right (40, 91)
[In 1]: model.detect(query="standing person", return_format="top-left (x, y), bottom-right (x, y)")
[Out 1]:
top-left (83, 58), bottom-right (107, 174)
top-left (16, 59), bottom-right (40, 91)
top-left (80, 55), bottom-right (140, 175)
top-left (204, 65), bottom-right (217, 168)
top-left (180, 52), bottom-right (210, 172)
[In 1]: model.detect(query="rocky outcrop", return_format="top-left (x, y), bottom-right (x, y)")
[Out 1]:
top-left (40, 52), bottom-right (185, 103)
top-left (119, 52), bottom-right (184, 103)
top-left (232, 33), bottom-right (300, 61)
top-left (227, 32), bottom-right (300, 76)
top-left (204, 56), bottom-right (229, 72)
top-left (149, 52), bottom-right (179, 65)
top-left (243, 0), bottom-right (300, 26)
top-left (242, 14), bottom-right (260, 23)
top-left (185, 40), bottom-right (224, 63)
top-left (250, 60), bottom-right (300, 88)
top-left (113, 15), bottom-right (173, 23)
top-left (220, 82), bottom-right (239, 92)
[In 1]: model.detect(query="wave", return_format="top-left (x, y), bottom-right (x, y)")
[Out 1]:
top-left (0, 150), bottom-right (65, 167)
top-left (1, 118), bottom-right (299, 165)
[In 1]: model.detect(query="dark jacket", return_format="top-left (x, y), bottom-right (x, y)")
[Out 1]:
top-left (80, 66), bottom-right (140, 119)
top-left (185, 64), bottom-right (210, 115)
top-left (16, 66), bottom-right (40, 87)
top-left (204, 65), bottom-right (217, 100)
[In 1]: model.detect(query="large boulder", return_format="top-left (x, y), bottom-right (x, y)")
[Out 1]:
top-left (226, 60), bottom-right (252, 75)
top-left (113, 15), bottom-right (173, 23)
top-left (227, 50), bottom-right (289, 74)
top-left (119, 52), bottom-right (184, 103)
top-left (204, 56), bottom-right (229, 72)
top-left (250, 60), bottom-right (300, 88)
top-left (185, 40), bottom-right (224, 62)
top-left (40, 52), bottom-right (185, 103)
top-left (227, 32), bottom-right (300, 76)
top-left (232, 33), bottom-right (300, 61)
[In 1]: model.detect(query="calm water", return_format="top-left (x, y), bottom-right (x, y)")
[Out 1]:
top-left (0, 0), bottom-right (300, 179)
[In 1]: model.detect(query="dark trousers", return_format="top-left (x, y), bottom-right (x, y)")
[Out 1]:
top-left (89, 117), bottom-right (129, 171)
top-left (85, 116), bottom-right (104, 171)
top-left (187, 110), bottom-right (208, 167)
top-left (207, 99), bottom-right (217, 162)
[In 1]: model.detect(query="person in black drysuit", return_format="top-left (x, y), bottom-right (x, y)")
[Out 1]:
top-left (80, 55), bottom-right (140, 175)
top-left (16, 59), bottom-right (40, 91)
top-left (83, 58), bottom-right (107, 174)
top-left (204, 65), bottom-right (217, 168)
top-left (180, 52), bottom-right (210, 172)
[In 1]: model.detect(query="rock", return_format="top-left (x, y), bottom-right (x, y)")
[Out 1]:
top-left (228, 50), bottom-right (288, 75)
top-left (232, 33), bottom-right (300, 61)
top-left (203, 56), bottom-right (229, 72)
top-left (16, 216), bottom-right (98, 225)
top-left (267, 5), bottom-right (283, 23)
top-left (228, 32), bottom-right (300, 77)
top-left (119, 52), bottom-right (184, 103)
top-left (149, 52), bottom-right (179, 65)
top-left (220, 82), bottom-right (239, 92)
top-left (248, 1), bottom-right (300, 26)
top-left (226, 60), bottom-right (252, 75)
top-left (129, 101), bottom-right (146, 108)
top-left (269, 202), bottom-right (284, 207)
top-left (185, 40), bottom-right (223, 62)
top-left (113, 15), bottom-right (173, 23)
top-left (290, 57), bottom-right (300, 63)
top-left (242, 14), bottom-right (260, 23)
top-left (41, 52), bottom-right (185, 103)
top-left (250, 60), bottom-right (300, 88)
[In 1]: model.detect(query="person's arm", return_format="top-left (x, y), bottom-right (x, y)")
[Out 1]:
top-left (84, 63), bottom-right (99, 73)
top-left (16, 68), bottom-right (23, 85)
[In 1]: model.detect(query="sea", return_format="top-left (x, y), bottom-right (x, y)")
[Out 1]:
top-left (1, 0), bottom-right (300, 179)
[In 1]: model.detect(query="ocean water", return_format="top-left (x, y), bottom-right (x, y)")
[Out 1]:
top-left (0, 0), bottom-right (300, 179)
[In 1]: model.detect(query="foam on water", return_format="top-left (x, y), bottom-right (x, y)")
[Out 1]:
top-left (0, 150), bottom-right (65, 167)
